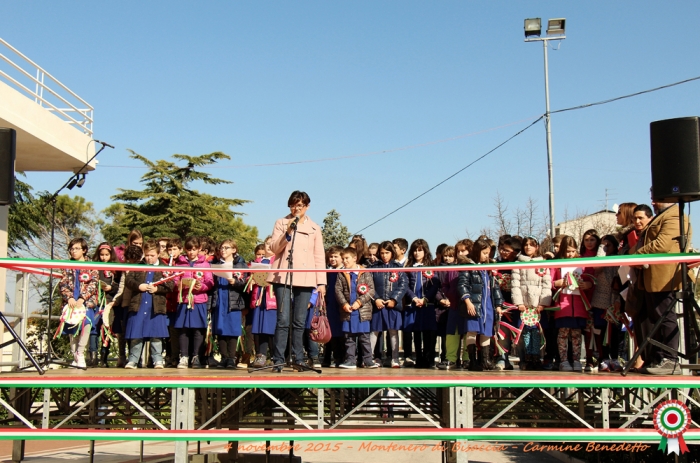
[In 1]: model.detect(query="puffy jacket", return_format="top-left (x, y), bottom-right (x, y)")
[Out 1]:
top-left (174, 255), bottom-right (214, 304)
top-left (335, 270), bottom-right (375, 322)
top-left (370, 261), bottom-right (408, 310)
top-left (405, 266), bottom-right (441, 305)
top-left (510, 255), bottom-right (552, 308)
top-left (210, 255), bottom-right (248, 312)
top-left (457, 268), bottom-right (504, 317)
top-left (125, 269), bottom-right (174, 314)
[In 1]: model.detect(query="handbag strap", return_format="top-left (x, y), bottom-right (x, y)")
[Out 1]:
top-left (315, 292), bottom-right (327, 316)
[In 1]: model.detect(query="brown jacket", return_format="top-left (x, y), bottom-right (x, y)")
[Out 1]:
top-left (267, 215), bottom-right (327, 288)
top-left (335, 270), bottom-right (375, 322)
top-left (125, 270), bottom-right (175, 314)
top-left (633, 204), bottom-right (692, 293)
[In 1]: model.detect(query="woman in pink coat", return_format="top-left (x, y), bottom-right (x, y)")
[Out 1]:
top-left (268, 191), bottom-right (327, 371)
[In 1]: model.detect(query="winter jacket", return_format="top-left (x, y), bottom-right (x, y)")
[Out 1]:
top-left (510, 256), bottom-right (552, 308)
top-left (335, 270), bottom-right (375, 322)
top-left (551, 265), bottom-right (594, 320)
top-left (210, 255), bottom-right (248, 312)
top-left (370, 261), bottom-right (408, 310)
top-left (96, 269), bottom-right (121, 304)
top-left (405, 266), bottom-right (441, 305)
top-left (125, 269), bottom-right (174, 314)
top-left (174, 255), bottom-right (214, 304)
top-left (59, 267), bottom-right (99, 309)
top-left (267, 215), bottom-right (327, 288)
top-left (457, 268), bottom-right (504, 317)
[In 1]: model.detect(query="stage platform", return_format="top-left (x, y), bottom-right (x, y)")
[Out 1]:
top-left (1, 368), bottom-right (698, 462)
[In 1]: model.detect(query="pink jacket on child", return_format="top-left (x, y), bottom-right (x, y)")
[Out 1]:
top-left (174, 254), bottom-right (214, 304)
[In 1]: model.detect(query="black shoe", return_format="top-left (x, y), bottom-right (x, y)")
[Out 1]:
top-left (226, 358), bottom-right (237, 369)
top-left (437, 361), bottom-right (457, 370)
top-left (467, 345), bottom-right (481, 371)
top-left (272, 364), bottom-right (284, 373)
top-left (504, 356), bottom-right (514, 371)
top-left (481, 345), bottom-right (494, 371)
top-left (207, 356), bottom-right (220, 368)
top-left (191, 357), bottom-right (203, 369)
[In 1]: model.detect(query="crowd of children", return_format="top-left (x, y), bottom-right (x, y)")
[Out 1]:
top-left (57, 218), bottom-right (643, 373)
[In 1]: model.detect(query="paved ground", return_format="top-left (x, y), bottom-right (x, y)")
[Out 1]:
top-left (0, 439), bottom-right (572, 463)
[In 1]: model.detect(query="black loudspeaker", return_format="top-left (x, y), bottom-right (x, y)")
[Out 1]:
top-left (651, 116), bottom-right (700, 202)
top-left (0, 128), bottom-right (16, 206)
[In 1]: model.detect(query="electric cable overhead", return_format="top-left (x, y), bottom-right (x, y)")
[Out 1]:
top-left (352, 116), bottom-right (544, 235)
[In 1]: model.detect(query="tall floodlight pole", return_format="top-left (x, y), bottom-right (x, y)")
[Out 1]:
top-left (524, 18), bottom-right (565, 244)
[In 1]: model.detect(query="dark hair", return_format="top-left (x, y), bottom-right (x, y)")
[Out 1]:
top-left (341, 247), bottom-right (358, 259)
top-left (127, 229), bottom-right (143, 246)
top-left (521, 236), bottom-right (540, 257)
top-left (199, 236), bottom-right (216, 254)
top-left (552, 234), bottom-right (565, 245)
top-left (407, 239), bottom-right (433, 267)
top-left (435, 243), bottom-right (448, 262)
top-left (601, 235), bottom-right (619, 255)
top-left (287, 190), bottom-right (310, 207)
top-left (254, 243), bottom-right (266, 254)
top-left (377, 241), bottom-right (397, 262)
top-left (469, 239), bottom-right (491, 263)
top-left (497, 234), bottom-right (512, 247)
top-left (555, 236), bottom-right (578, 259)
top-left (579, 229), bottom-right (601, 255)
top-left (184, 236), bottom-right (201, 250)
top-left (503, 236), bottom-right (522, 254)
top-left (368, 242), bottom-right (379, 251)
top-left (327, 245), bottom-right (344, 255)
top-left (392, 238), bottom-right (408, 252)
top-left (92, 242), bottom-right (117, 262)
top-left (634, 204), bottom-right (653, 218)
top-left (167, 238), bottom-right (182, 249)
top-left (124, 244), bottom-right (143, 263)
top-left (67, 237), bottom-right (88, 259)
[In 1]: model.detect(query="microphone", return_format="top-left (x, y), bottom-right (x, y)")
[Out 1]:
top-left (290, 215), bottom-right (300, 230)
top-left (94, 139), bottom-right (115, 149)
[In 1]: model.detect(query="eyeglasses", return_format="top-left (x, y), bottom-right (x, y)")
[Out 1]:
top-left (220, 246), bottom-right (233, 250)
top-left (69, 247), bottom-right (84, 252)
top-left (289, 203), bottom-right (307, 210)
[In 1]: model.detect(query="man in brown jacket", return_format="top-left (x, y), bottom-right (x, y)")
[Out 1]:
top-left (633, 200), bottom-right (692, 375)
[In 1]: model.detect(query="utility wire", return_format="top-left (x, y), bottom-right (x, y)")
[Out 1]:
top-left (352, 116), bottom-right (544, 235)
top-left (551, 75), bottom-right (700, 114)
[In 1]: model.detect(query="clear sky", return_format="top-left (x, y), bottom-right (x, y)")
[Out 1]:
top-left (3, 1), bottom-right (700, 249)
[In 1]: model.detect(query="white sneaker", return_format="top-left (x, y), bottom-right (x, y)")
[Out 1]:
top-left (154, 361), bottom-right (164, 369)
top-left (177, 357), bottom-right (189, 369)
top-left (391, 360), bottom-right (401, 368)
top-left (75, 354), bottom-right (86, 369)
top-left (559, 361), bottom-right (573, 371)
top-left (124, 362), bottom-right (137, 369)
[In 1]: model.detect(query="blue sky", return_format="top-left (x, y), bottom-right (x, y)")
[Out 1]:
top-left (3, 1), bottom-right (700, 250)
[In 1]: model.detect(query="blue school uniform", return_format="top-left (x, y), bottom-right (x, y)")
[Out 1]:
top-left (212, 276), bottom-right (243, 336)
top-left (464, 270), bottom-right (495, 337)
top-left (124, 271), bottom-right (169, 339)
top-left (325, 271), bottom-right (344, 337)
top-left (405, 266), bottom-right (440, 332)
top-left (370, 261), bottom-right (406, 332)
top-left (341, 273), bottom-right (370, 334)
top-left (251, 257), bottom-right (277, 335)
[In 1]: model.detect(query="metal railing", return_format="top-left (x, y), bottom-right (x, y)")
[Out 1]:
top-left (0, 37), bottom-right (93, 136)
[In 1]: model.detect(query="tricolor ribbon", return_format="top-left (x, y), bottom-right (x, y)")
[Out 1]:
top-left (654, 400), bottom-right (691, 455)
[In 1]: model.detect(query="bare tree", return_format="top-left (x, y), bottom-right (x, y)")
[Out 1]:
top-left (489, 192), bottom-right (511, 236)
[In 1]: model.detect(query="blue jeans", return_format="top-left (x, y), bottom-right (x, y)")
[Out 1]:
top-left (128, 339), bottom-right (163, 365)
top-left (273, 285), bottom-right (313, 365)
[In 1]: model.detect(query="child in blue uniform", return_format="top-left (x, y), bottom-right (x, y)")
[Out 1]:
top-left (124, 240), bottom-right (174, 369)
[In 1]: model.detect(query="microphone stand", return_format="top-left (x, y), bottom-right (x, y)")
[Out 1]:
top-left (22, 141), bottom-right (111, 371)
top-left (249, 218), bottom-right (320, 374)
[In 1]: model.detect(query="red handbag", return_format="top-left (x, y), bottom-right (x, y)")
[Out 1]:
top-left (309, 295), bottom-right (332, 344)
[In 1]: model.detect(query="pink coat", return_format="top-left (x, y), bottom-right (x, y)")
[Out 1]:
top-left (551, 266), bottom-right (593, 320)
top-left (174, 255), bottom-right (214, 304)
top-left (267, 214), bottom-right (327, 288)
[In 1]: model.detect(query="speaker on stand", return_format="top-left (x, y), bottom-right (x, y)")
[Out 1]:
top-left (624, 117), bottom-right (700, 376)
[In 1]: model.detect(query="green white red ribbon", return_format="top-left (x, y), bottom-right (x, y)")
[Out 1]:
top-left (654, 400), bottom-right (690, 455)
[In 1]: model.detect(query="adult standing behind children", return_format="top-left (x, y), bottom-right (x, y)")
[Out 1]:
top-left (268, 191), bottom-right (327, 371)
